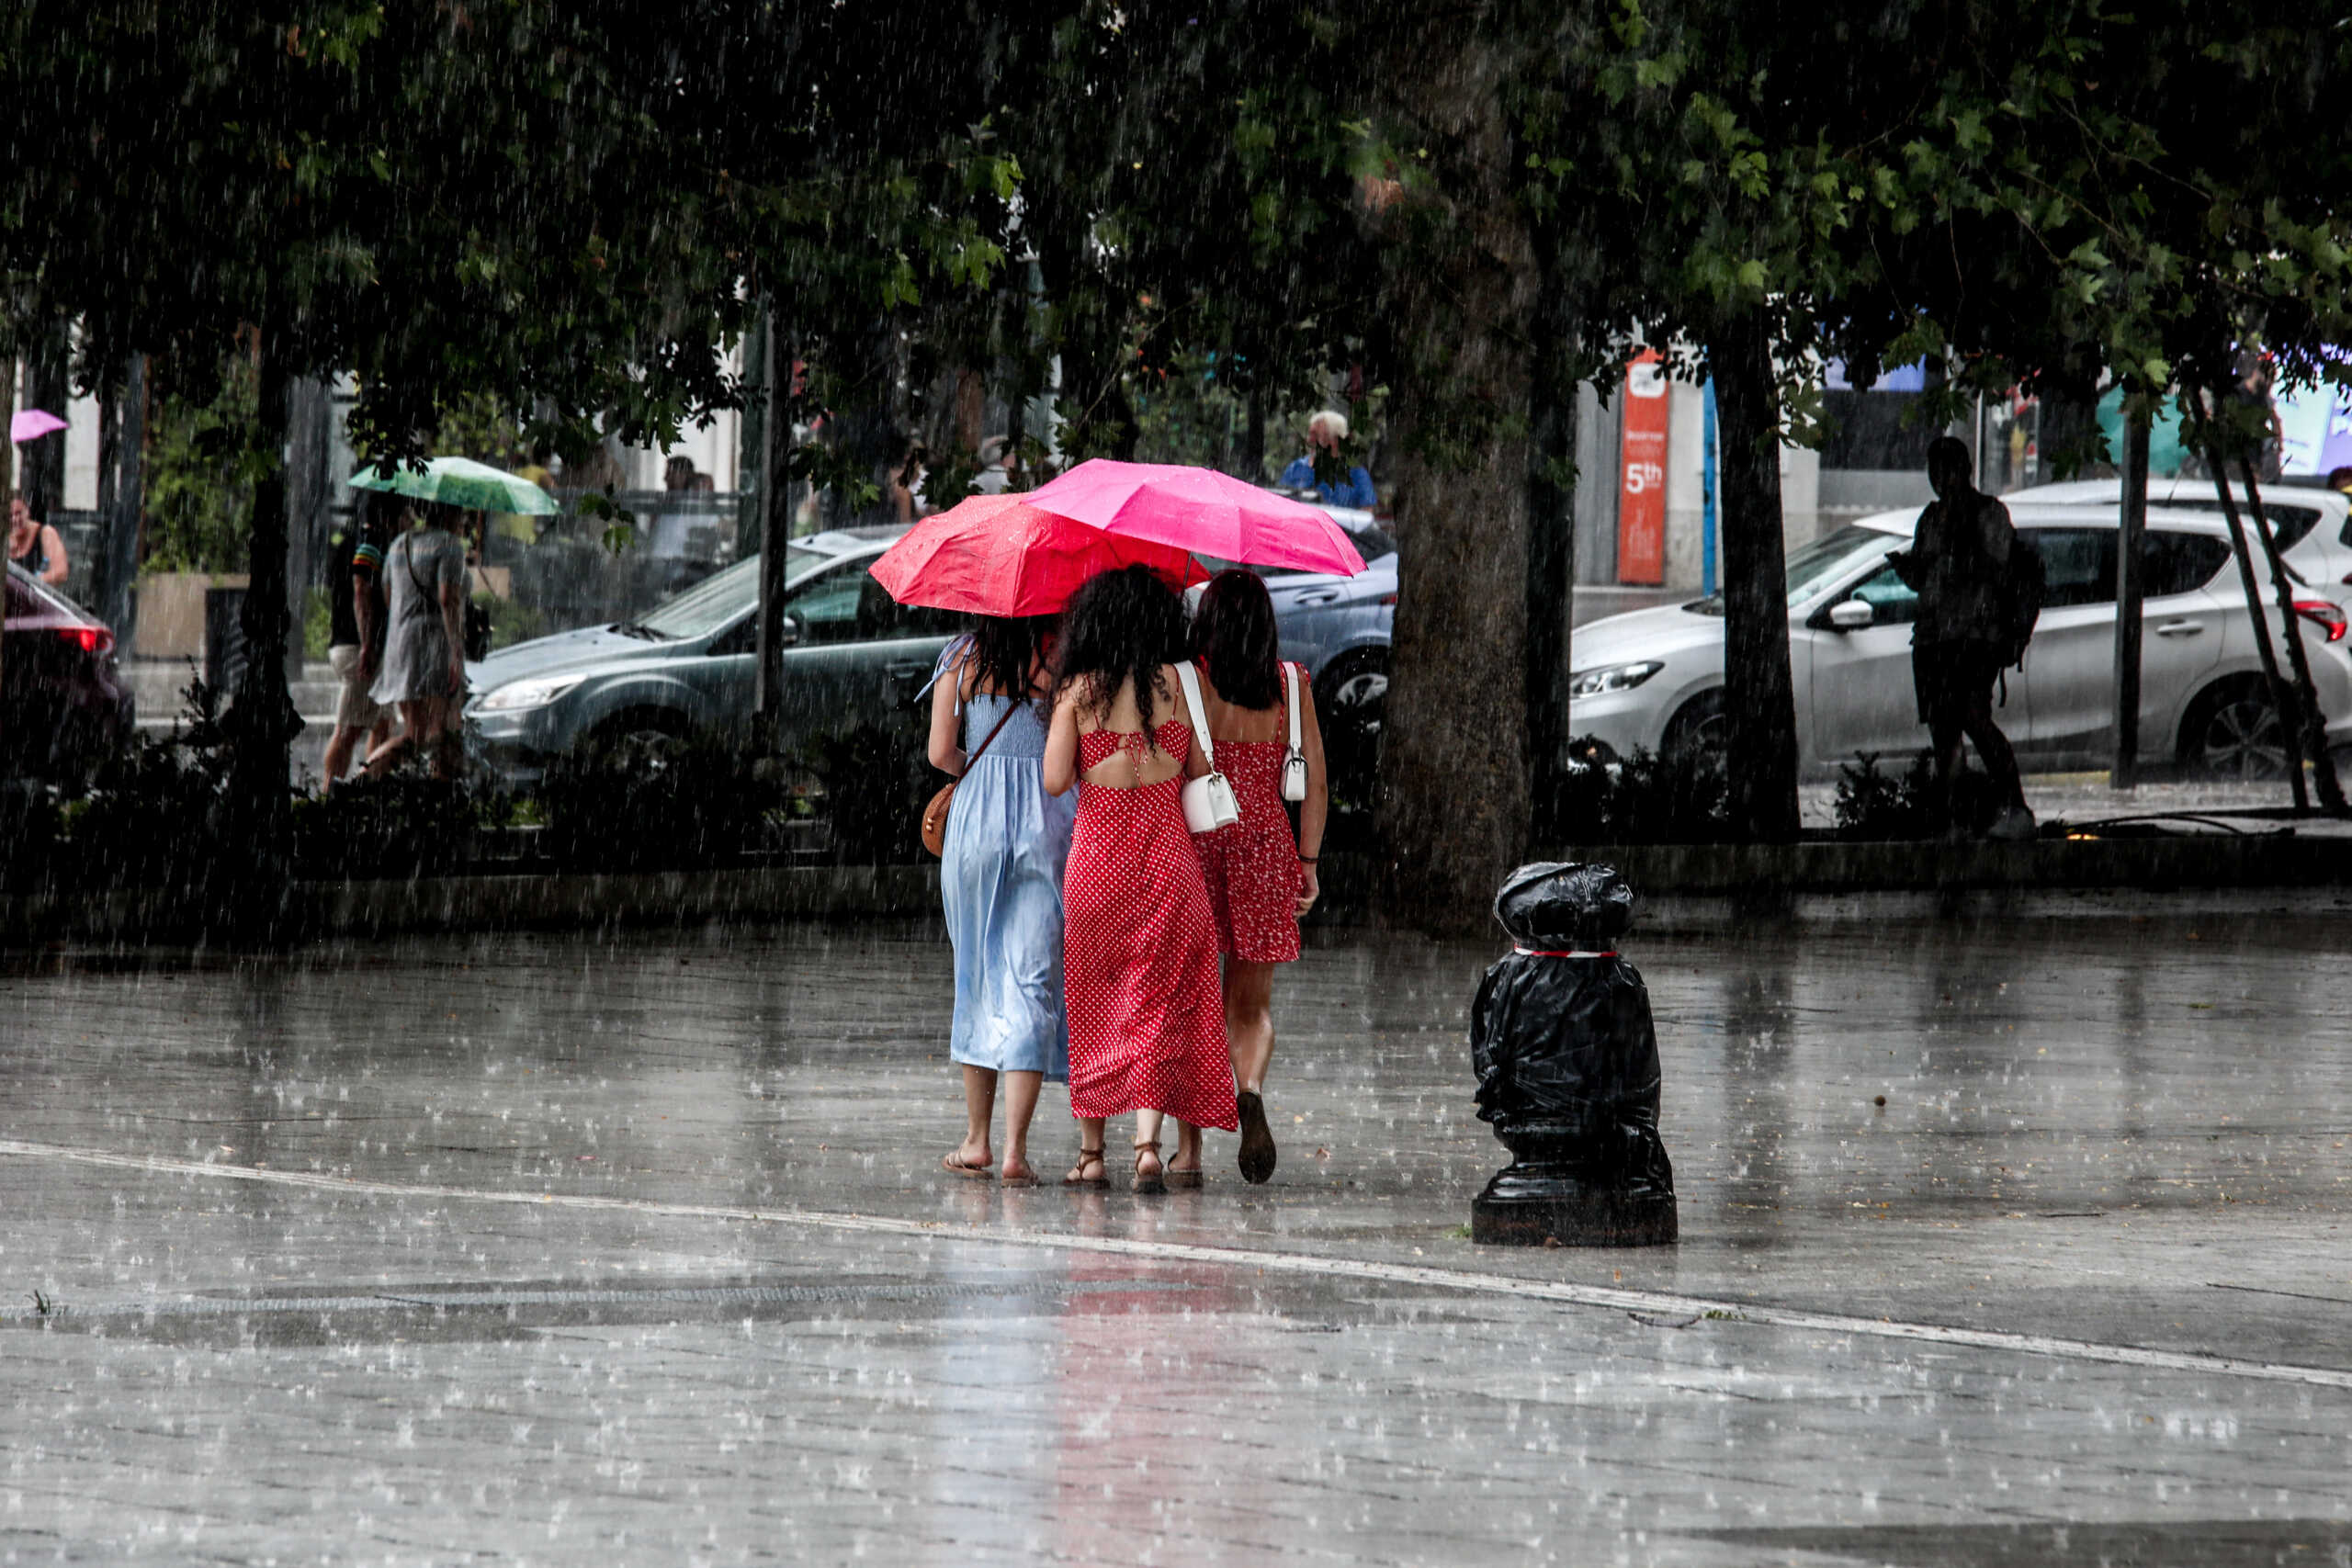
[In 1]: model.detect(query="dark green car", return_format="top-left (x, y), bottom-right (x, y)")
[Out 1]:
top-left (465, 529), bottom-right (957, 784)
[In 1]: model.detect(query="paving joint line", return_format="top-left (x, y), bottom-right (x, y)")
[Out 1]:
top-left (8, 1135), bottom-right (2352, 1392)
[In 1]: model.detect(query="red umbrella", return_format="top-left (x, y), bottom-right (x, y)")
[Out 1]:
top-left (1024, 458), bottom-right (1368, 575)
top-left (868, 492), bottom-right (1205, 616)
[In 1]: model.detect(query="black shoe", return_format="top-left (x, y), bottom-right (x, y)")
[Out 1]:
top-left (1236, 1091), bottom-right (1278, 1185)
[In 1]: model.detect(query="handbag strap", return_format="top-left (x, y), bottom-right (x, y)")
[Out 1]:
top-left (1173, 660), bottom-right (1216, 772)
top-left (961, 694), bottom-right (1023, 773)
top-left (1284, 662), bottom-right (1302, 752)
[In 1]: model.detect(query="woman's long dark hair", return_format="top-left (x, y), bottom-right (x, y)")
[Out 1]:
top-left (1191, 569), bottom-right (1281, 710)
top-left (964, 614), bottom-right (1055, 701)
top-left (1054, 565), bottom-right (1190, 738)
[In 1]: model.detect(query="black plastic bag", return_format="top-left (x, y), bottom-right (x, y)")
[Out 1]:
top-left (1470, 862), bottom-right (1673, 1195)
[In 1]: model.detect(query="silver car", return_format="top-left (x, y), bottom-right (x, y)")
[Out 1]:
top-left (466, 530), bottom-right (957, 783)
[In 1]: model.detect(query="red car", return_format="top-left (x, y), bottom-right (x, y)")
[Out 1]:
top-left (4, 562), bottom-right (133, 782)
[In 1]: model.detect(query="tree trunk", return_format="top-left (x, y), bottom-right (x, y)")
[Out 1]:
top-left (753, 309), bottom-right (789, 741)
top-left (1706, 308), bottom-right (1801, 841)
top-left (99, 355), bottom-right (147, 649)
top-left (224, 327), bottom-right (304, 936)
top-left (2238, 460), bottom-right (2346, 812)
top-left (1525, 317), bottom-right (1577, 844)
top-left (1373, 12), bottom-right (1540, 932)
top-left (2111, 409), bottom-right (2148, 788)
top-left (23, 327), bottom-right (70, 525)
top-left (2199, 402), bottom-right (2307, 809)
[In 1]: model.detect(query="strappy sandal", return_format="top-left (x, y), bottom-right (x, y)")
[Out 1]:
top-left (942, 1150), bottom-right (993, 1181)
top-left (1164, 1151), bottom-right (1204, 1190)
top-left (1132, 1139), bottom-right (1166, 1195)
top-left (1063, 1145), bottom-right (1108, 1190)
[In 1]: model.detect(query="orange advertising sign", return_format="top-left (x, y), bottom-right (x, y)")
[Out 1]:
top-left (1618, 352), bottom-right (1668, 586)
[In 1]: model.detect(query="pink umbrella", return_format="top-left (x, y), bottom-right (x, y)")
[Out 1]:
top-left (10, 409), bottom-right (66, 445)
top-left (1026, 459), bottom-right (1368, 575)
top-left (870, 493), bottom-right (1204, 616)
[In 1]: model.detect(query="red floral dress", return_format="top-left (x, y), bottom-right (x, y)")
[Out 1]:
top-left (1062, 721), bottom-right (1237, 1130)
top-left (1193, 664), bottom-right (1305, 964)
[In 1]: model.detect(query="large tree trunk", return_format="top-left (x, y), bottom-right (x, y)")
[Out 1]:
top-left (1374, 12), bottom-right (1541, 932)
top-left (1706, 308), bottom-right (1801, 841)
top-left (1524, 312), bottom-right (1577, 844)
top-left (753, 308), bottom-right (789, 744)
top-left (224, 328), bottom-right (304, 937)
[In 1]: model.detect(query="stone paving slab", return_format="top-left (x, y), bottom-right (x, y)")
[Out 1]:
top-left (4, 917), bottom-right (2350, 1563)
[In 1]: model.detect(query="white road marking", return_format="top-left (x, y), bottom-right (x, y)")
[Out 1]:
top-left (8, 1136), bottom-right (2350, 1392)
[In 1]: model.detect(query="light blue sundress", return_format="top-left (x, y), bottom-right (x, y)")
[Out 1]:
top-left (941, 691), bottom-right (1078, 1079)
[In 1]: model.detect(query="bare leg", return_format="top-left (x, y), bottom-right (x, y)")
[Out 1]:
top-left (999, 1069), bottom-right (1042, 1181)
top-left (362, 701), bottom-right (427, 778)
top-left (1067, 1115), bottom-right (1107, 1185)
top-left (1133, 1109), bottom-right (1165, 1187)
top-left (322, 726), bottom-right (361, 793)
top-left (1224, 958), bottom-right (1277, 1094)
top-left (1170, 1119), bottom-right (1204, 1175)
top-left (952, 1066), bottom-right (996, 1171)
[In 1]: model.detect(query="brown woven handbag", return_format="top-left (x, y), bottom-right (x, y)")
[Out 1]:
top-left (921, 697), bottom-right (1023, 857)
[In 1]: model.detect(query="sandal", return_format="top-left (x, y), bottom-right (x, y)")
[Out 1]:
top-left (1164, 1152), bottom-right (1204, 1190)
top-left (1236, 1090), bottom-right (1278, 1185)
top-left (1063, 1145), bottom-right (1108, 1190)
top-left (942, 1150), bottom-right (993, 1181)
top-left (1132, 1139), bottom-right (1166, 1195)
top-left (1001, 1160), bottom-right (1040, 1189)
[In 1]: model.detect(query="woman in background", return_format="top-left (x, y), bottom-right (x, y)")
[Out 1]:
top-left (1171, 570), bottom-right (1327, 1186)
top-left (927, 613), bottom-right (1074, 1185)
top-left (364, 502), bottom-right (469, 780)
top-left (1042, 566), bottom-right (1234, 1193)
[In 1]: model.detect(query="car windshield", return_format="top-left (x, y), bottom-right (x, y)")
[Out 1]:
top-left (1682, 525), bottom-right (1896, 615)
top-left (630, 547), bottom-right (827, 639)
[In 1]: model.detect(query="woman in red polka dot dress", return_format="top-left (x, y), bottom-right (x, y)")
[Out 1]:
top-left (1043, 566), bottom-right (1236, 1193)
top-left (1170, 570), bottom-right (1328, 1187)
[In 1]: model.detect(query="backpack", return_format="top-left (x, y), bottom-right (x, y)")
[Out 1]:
top-left (1996, 528), bottom-right (2044, 669)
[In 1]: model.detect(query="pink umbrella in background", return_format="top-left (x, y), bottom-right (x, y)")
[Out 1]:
top-left (870, 493), bottom-right (1205, 616)
top-left (10, 409), bottom-right (66, 445)
top-left (1025, 459), bottom-right (1369, 575)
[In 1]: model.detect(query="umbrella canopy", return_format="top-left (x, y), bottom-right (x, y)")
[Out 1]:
top-left (1025, 459), bottom-right (1368, 575)
top-left (348, 456), bottom-right (559, 514)
top-left (869, 493), bottom-right (1205, 616)
top-left (10, 409), bottom-right (66, 445)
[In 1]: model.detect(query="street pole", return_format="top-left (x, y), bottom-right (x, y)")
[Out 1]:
top-left (2111, 407), bottom-right (2148, 789)
top-left (101, 355), bottom-right (147, 651)
top-left (752, 308), bottom-right (788, 747)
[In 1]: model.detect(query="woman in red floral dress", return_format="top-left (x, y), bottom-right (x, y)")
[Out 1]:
top-left (1171, 570), bottom-right (1328, 1186)
top-left (1042, 567), bottom-right (1237, 1193)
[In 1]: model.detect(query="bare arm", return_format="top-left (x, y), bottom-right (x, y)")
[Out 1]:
top-left (1295, 667), bottom-right (1328, 915)
top-left (354, 567), bottom-right (378, 676)
top-left (926, 653), bottom-right (969, 775)
top-left (1041, 688), bottom-right (1080, 795)
top-left (38, 525), bottom-right (67, 585)
top-left (1174, 665), bottom-right (1210, 780)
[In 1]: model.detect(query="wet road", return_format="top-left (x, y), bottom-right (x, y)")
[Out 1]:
top-left (4, 915), bottom-right (2349, 1564)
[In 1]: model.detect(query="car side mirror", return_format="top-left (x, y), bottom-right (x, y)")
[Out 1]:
top-left (777, 615), bottom-right (802, 648)
top-left (1827, 598), bottom-right (1876, 631)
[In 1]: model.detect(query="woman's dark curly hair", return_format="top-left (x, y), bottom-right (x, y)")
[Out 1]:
top-left (1190, 568), bottom-right (1281, 711)
top-left (961, 614), bottom-right (1056, 705)
top-left (1054, 565), bottom-right (1190, 742)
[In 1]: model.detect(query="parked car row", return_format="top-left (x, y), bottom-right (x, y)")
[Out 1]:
top-left (4, 562), bottom-right (132, 784)
top-left (1566, 502), bottom-right (2352, 779)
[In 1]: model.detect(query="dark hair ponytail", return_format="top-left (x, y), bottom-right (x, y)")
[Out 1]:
top-left (1053, 564), bottom-right (1189, 740)
top-left (1190, 569), bottom-right (1280, 710)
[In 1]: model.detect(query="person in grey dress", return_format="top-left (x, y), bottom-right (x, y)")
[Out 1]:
top-left (364, 505), bottom-right (470, 780)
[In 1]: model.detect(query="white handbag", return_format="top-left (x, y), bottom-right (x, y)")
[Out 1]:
top-left (1173, 661), bottom-right (1241, 834)
top-left (1280, 661), bottom-right (1308, 803)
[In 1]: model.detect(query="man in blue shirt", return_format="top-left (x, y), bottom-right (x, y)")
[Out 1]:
top-left (1279, 411), bottom-right (1377, 509)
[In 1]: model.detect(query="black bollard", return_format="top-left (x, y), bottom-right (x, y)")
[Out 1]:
top-left (1469, 862), bottom-right (1678, 1247)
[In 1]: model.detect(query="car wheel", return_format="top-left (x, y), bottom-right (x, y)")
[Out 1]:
top-left (578, 710), bottom-right (692, 773)
top-left (1660, 690), bottom-right (1727, 762)
top-left (1316, 649), bottom-right (1388, 801)
top-left (2179, 678), bottom-right (2288, 780)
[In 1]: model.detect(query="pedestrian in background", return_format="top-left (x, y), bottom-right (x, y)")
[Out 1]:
top-left (364, 502), bottom-right (469, 781)
top-left (1167, 570), bottom-right (1327, 1186)
top-left (1279, 411), bottom-right (1376, 509)
top-left (1886, 435), bottom-right (2034, 840)
top-left (1042, 566), bottom-right (1235, 1193)
top-left (927, 613), bottom-right (1076, 1187)
top-left (6, 493), bottom-right (68, 586)
top-left (320, 493), bottom-right (396, 792)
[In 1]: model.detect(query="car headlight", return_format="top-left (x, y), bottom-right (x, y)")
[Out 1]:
top-left (475, 674), bottom-right (588, 713)
top-left (1566, 660), bottom-right (1665, 699)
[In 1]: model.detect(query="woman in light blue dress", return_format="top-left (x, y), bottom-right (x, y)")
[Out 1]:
top-left (926, 615), bottom-right (1076, 1185)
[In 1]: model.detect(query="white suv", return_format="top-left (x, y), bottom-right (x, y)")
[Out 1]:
top-left (1566, 502), bottom-right (2352, 778)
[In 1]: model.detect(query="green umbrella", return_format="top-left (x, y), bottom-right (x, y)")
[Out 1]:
top-left (348, 456), bottom-right (559, 514)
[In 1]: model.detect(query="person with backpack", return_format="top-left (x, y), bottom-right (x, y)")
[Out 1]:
top-left (1886, 436), bottom-right (2038, 841)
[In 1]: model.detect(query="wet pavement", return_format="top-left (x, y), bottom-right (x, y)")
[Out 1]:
top-left (4, 914), bottom-right (2350, 1564)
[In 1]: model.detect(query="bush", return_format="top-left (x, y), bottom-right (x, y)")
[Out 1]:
top-left (800, 720), bottom-right (937, 865)
top-left (535, 732), bottom-right (788, 873)
top-left (291, 769), bottom-right (518, 879)
top-left (1832, 750), bottom-right (2002, 839)
top-left (1538, 739), bottom-right (1731, 844)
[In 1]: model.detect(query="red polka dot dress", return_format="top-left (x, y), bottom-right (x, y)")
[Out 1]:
top-left (1193, 662), bottom-right (1306, 964)
top-left (1063, 721), bottom-right (1238, 1131)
